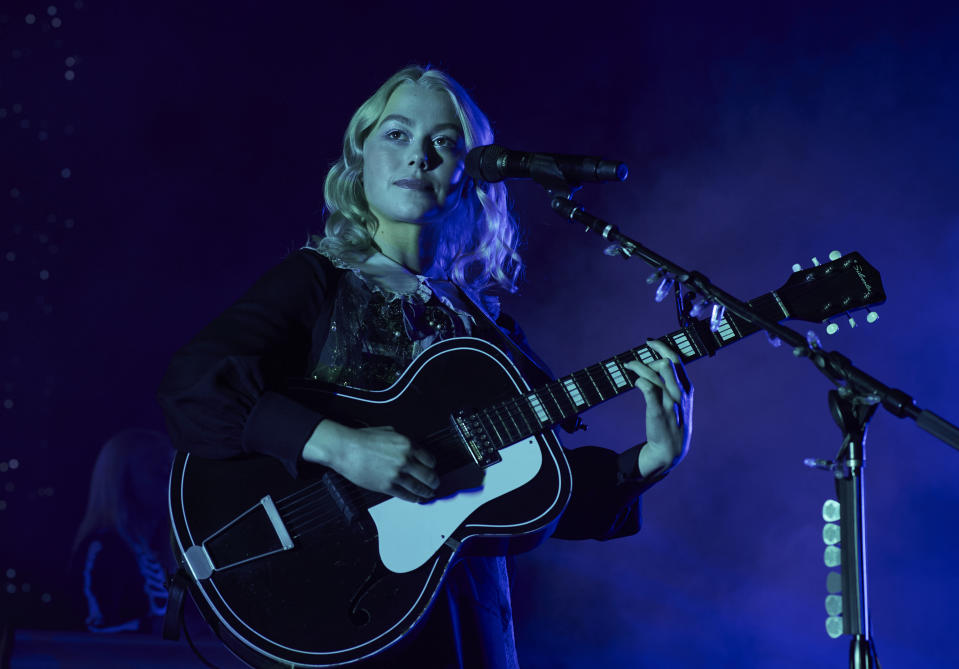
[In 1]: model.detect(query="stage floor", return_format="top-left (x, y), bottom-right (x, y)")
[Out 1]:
top-left (10, 629), bottom-right (248, 668)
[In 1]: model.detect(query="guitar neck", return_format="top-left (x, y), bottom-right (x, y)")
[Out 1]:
top-left (476, 291), bottom-right (785, 448)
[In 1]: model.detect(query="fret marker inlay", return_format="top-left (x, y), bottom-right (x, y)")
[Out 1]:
top-left (671, 332), bottom-right (696, 357)
top-left (562, 379), bottom-right (585, 406)
top-left (716, 318), bottom-right (736, 341)
top-left (528, 393), bottom-right (549, 423)
top-left (604, 361), bottom-right (629, 388)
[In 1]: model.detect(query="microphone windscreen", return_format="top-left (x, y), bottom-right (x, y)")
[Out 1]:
top-left (464, 145), bottom-right (508, 183)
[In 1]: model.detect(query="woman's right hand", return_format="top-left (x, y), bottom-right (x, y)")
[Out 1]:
top-left (302, 420), bottom-right (439, 502)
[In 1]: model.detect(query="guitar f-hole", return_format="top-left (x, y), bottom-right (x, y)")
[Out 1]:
top-left (347, 560), bottom-right (389, 627)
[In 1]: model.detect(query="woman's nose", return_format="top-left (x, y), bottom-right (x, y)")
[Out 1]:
top-left (408, 152), bottom-right (428, 169)
top-left (408, 143), bottom-right (431, 169)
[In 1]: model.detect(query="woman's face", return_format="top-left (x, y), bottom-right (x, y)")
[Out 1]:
top-left (361, 83), bottom-right (466, 228)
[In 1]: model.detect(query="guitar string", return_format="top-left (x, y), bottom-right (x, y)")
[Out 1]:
top-left (276, 359), bottom-right (638, 529)
top-left (275, 348), bottom-right (655, 532)
top-left (278, 427), bottom-right (470, 532)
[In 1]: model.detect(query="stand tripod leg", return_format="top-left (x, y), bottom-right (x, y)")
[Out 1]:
top-left (849, 634), bottom-right (879, 669)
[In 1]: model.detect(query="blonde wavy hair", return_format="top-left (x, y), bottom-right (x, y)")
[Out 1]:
top-left (313, 66), bottom-right (522, 299)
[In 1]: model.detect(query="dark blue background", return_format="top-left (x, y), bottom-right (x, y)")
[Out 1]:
top-left (2, 1), bottom-right (958, 666)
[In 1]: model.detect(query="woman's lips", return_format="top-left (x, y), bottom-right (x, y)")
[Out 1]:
top-left (394, 179), bottom-right (432, 191)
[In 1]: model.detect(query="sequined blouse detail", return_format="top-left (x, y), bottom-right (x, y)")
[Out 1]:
top-left (307, 249), bottom-right (475, 390)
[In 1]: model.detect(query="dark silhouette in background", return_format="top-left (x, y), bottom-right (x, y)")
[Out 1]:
top-left (71, 429), bottom-right (174, 634)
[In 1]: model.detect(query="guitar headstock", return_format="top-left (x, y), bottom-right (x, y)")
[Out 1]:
top-left (776, 251), bottom-right (885, 327)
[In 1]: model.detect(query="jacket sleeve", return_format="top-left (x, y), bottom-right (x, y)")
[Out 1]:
top-left (156, 249), bottom-right (336, 478)
top-left (495, 312), bottom-right (667, 541)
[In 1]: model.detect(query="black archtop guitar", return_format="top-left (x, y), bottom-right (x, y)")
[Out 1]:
top-left (168, 252), bottom-right (884, 667)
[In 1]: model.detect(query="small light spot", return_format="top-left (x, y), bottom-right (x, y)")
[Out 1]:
top-left (39, 269), bottom-right (50, 280)
top-left (64, 70), bottom-right (75, 81)
top-left (0, 463), bottom-right (6, 471)
top-left (42, 305), bottom-right (53, 316)
top-left (25, 14), bottom-right (36, 25)
top-left (65, 56), bottom-right (76, 66)
top-left (2, 400), bottom-right (12, 409)
top-left (12, 104), bottom-right (22, 114)
top-left (5, 569), bottom-right (14, 578)
top-left (0, 313), bottom-right (8, 322)
top-left (21, 583), bottom-right (31, 592)
top-left (48, 6), bottom-right (58, 16)
top-left (60, 168), bottom-right (71, 178)
top-left (0, 501), bottom-right (6, 510)
top-left (64, 218), bottom-right (74, 228)
top-left (51, 17), bottom-right (62, 28)
top-left (19, 119), bottom-right (30, 129)
top-left (5, 252), bottom-right (15, 261)
top-left (5, 584), bottom-right (14, 594)
top-left (41, 593), bottom-right (52, 603)
top-left (37, 130), bottom-right (48, 141)
top-left (9, 188), bottom-right (19, 199)
top-left (8, 460), bottom-right (18, 471)
top-left (74, 0), bottom-right (84, 8)
top-left (0, 108), bottom-right (6, 119)
top-left (38, 233), bottom-right (49, 243)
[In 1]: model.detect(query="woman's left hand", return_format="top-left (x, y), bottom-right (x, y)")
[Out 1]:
top-left (624, 338), bottom-right (694, 479)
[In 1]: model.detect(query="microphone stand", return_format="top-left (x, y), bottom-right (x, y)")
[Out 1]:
top-left (533, 175), bottom-right (959, 669)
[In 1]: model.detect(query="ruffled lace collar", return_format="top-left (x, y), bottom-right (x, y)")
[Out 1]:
top-left (303, 246), bottom-right (476, 325)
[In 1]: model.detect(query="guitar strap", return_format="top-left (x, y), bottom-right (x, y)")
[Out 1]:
top-left (162, 567), bottom-right (189, 641)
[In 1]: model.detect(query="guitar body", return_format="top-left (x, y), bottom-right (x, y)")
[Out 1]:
top-left (168, 250), bottom-right (887, 667)
top-left (169, 337), bottom-right (573, 668)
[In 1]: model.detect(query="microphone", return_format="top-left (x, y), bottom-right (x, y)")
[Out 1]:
top-left (464, 144), bottom-right (628, 185)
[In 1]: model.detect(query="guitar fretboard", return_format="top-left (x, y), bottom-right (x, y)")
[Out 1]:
top-left (472, 292), bottom-right (785, 449)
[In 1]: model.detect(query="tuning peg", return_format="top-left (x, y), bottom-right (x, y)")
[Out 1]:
top-left (828, 250), bottom-right (842, 261)
top-left (792, 263), bottom-right (802, 272)
top-left (866, 311), bottom-right (878, 323)
top-left (826, 323), bottom-right (839, 335)
top-left (689, 298), bottom-right (707, 318)
top-left (766, 332), bottom-right (782, 347)
top-left (847, 316), bottom-right (856, 328)
top-left (811, 257), bottom-right (821, 266)
top-left (709, 303), bottom-right (726, 333)
top-left (654, 276), bottom-right (674, 303)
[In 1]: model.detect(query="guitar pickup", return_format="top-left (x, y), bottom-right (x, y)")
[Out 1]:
top-left (184, 495), bottom-right (293, 581)
top-left (451, 411), bottom-right (502, 468)
top-left (321, 471), bottom-right (375, 535)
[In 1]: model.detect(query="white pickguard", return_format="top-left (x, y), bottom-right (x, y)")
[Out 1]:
top-left (368, 437), bottom-right (542, 573)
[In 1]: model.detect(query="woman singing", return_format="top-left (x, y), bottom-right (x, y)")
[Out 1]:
top-left (158, 65), bottom-right (692, 668)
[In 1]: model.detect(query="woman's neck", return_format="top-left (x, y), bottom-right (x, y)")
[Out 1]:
top-left (372, 219), bottom-right (431, 273)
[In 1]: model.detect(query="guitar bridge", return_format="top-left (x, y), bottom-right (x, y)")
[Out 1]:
top-left (451, 410), bottom-right (502, 468)
top-left (184, 495), bottom-right (293, 581)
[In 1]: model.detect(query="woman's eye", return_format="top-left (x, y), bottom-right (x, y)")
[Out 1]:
top-left (386, 129), bottom-right (407, 141)
top-left (433, 136), bottom-right (456, 149)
